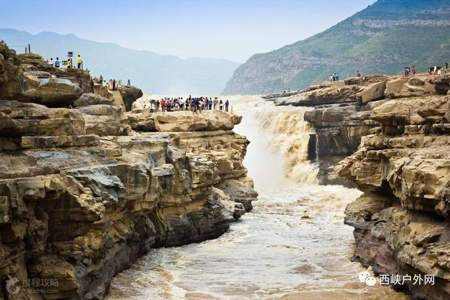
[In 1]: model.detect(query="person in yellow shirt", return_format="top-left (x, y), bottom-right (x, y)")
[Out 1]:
top-left (76, 54), bottom-right (82, 69)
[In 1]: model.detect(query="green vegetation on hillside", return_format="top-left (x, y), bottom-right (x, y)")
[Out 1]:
top-left (224, 0), bottom-right (450, 94)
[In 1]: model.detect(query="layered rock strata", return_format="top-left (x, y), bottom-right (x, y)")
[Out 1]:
top-left (273, 74), bottom-right (450, 160)
top-left (0, 41), bottom-right (142, 109)
top-left (337, 94), bottom-right (450, 300)
top-left (270, 72), bottom-right (450, 299)
top-left (0, 43), bottom-right (257, 299)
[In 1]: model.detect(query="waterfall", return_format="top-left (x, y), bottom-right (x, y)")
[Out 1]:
top-left (231, 96), bottom-right (319, 185)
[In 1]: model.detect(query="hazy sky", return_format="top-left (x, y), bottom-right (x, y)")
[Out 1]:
top-left (1, 0), bottom-right (376, 62)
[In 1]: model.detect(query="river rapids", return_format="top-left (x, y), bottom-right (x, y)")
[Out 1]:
top-left (107, 96), bottom-right (407, 300)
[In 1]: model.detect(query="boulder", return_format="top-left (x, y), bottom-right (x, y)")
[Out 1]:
top-left (344, 76), bottom-right (364, 85)
top-left (385, 75), bottom-right (438, 99)
top-left (385, 77), bottom-right (409, 98)
top-left (16, 53), bottom-right (50, 69)
top-left (22, 74), bottom-right (83, 107)
top-left (154, 111), bottom-right (240, 132)
top-left (125, 111), bottom-right (156, 132)
top-left (275, 85), bottom-right (363, 106)
top-left (0, 100), bottom-right (85, 137)
top-left (78, 104), bottom-right (121, 117)
top-left (118, 86), bottom-right (143, 111)
top-left (77, 105), bottom-right (126, 136)
top-left (357, 81), bottom-right (386, 104)
top-left (371, 96), bottom-right (449, 126)
top-left (74, 93), bottom-right (113, 107)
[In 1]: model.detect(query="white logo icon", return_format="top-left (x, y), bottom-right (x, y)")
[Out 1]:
top-left (359, 271), bottom-right (377, 286)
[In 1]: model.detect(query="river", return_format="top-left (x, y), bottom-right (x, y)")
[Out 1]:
top-left (107, 97), bottom-right (407, 300)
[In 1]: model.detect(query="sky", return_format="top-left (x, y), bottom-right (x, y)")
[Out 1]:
top-left (0, 0), bottom-right (376, 62)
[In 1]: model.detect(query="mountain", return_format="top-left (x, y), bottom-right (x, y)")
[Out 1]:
top-left (0, 28), bottom-right (239, 95)
top-left (223, 0), bottom-right (450, 95)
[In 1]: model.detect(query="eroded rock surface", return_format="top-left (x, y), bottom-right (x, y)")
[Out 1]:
top-left (270, 71), bottom-right (450, 299)
top-left (0, 42), bottom-right (93, 106)
top-left (118, 86), bottom-right (143, 112)
top-left (0, 43), bottom-right (257, 300)
top-left (337, 94), bottom-right (450, 300)
top-left (274, 74), bottom-right (450, 160)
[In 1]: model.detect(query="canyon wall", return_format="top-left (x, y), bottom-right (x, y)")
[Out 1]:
top-left (0, 42), bottom-right (257, 299)
top-left (337, 95), bottom-right (450, 300)
top-left (273, 72), bottom-right (450, 299)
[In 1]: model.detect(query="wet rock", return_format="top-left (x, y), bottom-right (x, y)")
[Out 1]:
top-left (304, 104), bottom-right (376, 158)
top-left (216, 178), bottom-right (258, 212)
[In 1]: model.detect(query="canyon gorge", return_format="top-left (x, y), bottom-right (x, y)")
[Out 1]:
top-left (270, 73), bottom-right (450, 300)
top-left (1, 37), bottom-right (450, 300)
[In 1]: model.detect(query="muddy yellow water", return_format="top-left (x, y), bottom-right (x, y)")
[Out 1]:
top-left (107, 97), bottom-right (407, 300)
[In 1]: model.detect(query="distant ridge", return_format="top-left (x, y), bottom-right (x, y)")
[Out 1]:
top-left (0, 28), bottom-right (239, 95)
top-left (223, 0), bottom-right (450, 95)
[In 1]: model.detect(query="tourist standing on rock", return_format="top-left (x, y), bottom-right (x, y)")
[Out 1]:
top-left (66, 58), bottom-right (73, 69)
top-left (49, 58), bottom-right (54, 67)
top-left (219, 99), bottom-right (223, 111)
top-left (192, 98), bottom-right (198, 113)
top-left (187, 96), bottom-right (192, 111)
top-left (225, 100), bottom-right (229, 112)
top-left (76, 54), bottom-right (82, 69)
top-left (112, 79), bottom-right (116, 90)
top-left (161, 98), bottom-right (166, 112)
top-left (213, 97), bottom-right (218, 110)
top-left (150, 100), bottom-right (156, 113)
top-left (55, 57), bottom-right (60, 68)
top-left (198, 98), bottom-right (203, 113)
top-left (412, 65), bottom-right (416, 75)
top-left (404, 67), bottom-right (410, 77)
top-left (127, 79), bottom-right (131, 86)
top-left (356, 70), bottom-right (361, 77)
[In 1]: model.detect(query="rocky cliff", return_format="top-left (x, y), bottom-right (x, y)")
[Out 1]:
top-left (270, 71), bottom-right (450, 298)
top-left (0, 42), bottom-right (257, 299)
top-left (336, 94), bottom-right (450, 300)
top-left (223, 0), bottom-right (450, 94)
top-left (273, 73), bottom-right (450, 160)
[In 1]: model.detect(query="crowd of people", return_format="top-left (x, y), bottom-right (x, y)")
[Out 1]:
top-left (329, 72), bottom-right (340, 81)
top-left (92, 76), bottom-right (132, 91)
top-left (144, 96), bottom-right (231, 113)
top-left (329, 62), bottom-right (450, 82)
top-left (48, 54), bottom-right (84, 70)
top-left (403, 63), bottom-right (449, 76)
top-left (427, 63), bottom-right (449, 76)
top-left (404, 65), bottom-right (418, 76)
